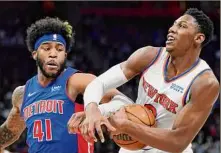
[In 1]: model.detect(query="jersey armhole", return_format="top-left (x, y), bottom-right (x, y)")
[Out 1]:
top-left (182, 68), bottom-right (212, 106)
top-left (141, 47), bottom-right (163, 75)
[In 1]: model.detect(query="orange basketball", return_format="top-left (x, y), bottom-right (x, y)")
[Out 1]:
top-left (112, 104), bottom-right (156, 150)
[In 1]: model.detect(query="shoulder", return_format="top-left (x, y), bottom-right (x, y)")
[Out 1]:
top-left (124, 46), bottom-right (162, 73)
top-left (192, 70), bottom-right (219, 91)
top-left (68, 73), bottom-right (96, 85)
top-left (67, 73), bottom-right (97, 94)
top-left (191, 70), bottom-right (219, 106)
top-left (12, 85), bottom-right (25, 107)
top-left (130, 46), bottom-right (160, 59)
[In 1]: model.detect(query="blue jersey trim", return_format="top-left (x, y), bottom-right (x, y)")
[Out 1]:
top-left (164, 57), bottom-right (200, 82)
top-left (142, 47), bottom-right (163, 73)
top-left (183, 68), bottom-right (211, 105)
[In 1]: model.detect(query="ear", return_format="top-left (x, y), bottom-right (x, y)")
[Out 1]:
top-left (32, 51), bottom-right (37, 60)
top-left (65, 52), bottom-right (67, 58)
top-left (194, 33), bottom-right (205, 45)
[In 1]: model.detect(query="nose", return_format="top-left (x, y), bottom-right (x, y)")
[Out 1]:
top-left (168, 24), bottom-right (177, 34)
top-left (49, 49), bottom-right (57, 58)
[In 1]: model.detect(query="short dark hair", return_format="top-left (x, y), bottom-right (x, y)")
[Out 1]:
top-left (185, 8), bottom-right (214, 46)
top-left (26, 17), bottom-right (75, 52)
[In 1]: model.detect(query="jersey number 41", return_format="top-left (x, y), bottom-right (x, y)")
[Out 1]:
top-left (33, 119), bottom-right (52, 142)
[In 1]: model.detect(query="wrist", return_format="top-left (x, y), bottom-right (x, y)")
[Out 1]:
top-left (85, 102), bottom-right (100, 114)
top-left (85, 102), bottom-right (98, 110)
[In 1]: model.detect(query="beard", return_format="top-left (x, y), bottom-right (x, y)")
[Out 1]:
top-left (36, 55), bottom-right (66, 78)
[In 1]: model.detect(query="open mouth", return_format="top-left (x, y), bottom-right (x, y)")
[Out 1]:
top-left (46, 61), bottom-right (58, 68)
top-left (166, 35), bottom-right (175, 44)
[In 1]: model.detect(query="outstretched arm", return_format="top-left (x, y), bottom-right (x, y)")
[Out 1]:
top-left (83, 46), bottom-right (159, 109)
top-left (0, 86), bottom-right (26, 150)
top-left (67, 72), bottom-right (132, 139)
top-left (66, 73), bottom-right (123, 104)
top-left (110, 71), bottom-right (219, 152)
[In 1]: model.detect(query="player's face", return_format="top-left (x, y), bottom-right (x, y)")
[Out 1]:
top-left (33, 41), bottom-right (67, 78)
top-left (166, 14), bottom-right (204, 56)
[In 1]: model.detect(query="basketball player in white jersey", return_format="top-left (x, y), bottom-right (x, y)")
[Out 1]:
top-left (68, 8), bottom-right (219, 153)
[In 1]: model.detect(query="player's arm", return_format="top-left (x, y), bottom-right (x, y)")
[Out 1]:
top-left (67, 73), bottom-right (134, 114)
top-left (84, 46), bottom-right (159, 109)
top-left (111, 71), bottom-right (219, 152)
top-left (69, 73), bottom-right (134, 116)
top-left (79, 46), bottom-right (159, 142)
top-left (0, 86), bottom-right (26, 150)
top-left (67, 73), bottom-right (123, 128)
top-left (67, 73), bottom-right (124, 103)
top-left (67, 73), bottom-right (133, 140)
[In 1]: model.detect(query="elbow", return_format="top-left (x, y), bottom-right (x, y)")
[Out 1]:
top-left (170, 137), bottom-right (190, 153)
top-left (167, 127), bottom-right (192, 153)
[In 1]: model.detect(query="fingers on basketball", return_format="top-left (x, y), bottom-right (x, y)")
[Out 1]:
top-left (112, 104), bottom-right (156, 150)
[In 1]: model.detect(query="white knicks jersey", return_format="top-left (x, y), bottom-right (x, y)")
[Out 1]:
top-left (119, 47), bottom-right (211, 153)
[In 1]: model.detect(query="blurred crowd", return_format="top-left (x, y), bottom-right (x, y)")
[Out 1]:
top-left (0, 1), bottom-right (219, 153)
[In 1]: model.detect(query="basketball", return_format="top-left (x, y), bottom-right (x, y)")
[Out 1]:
top-left (112, 104), bottom-right (156, 150)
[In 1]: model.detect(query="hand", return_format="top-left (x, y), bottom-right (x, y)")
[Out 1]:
top-left (67, 111), bottom-right (85, 134)
top-left (109, 107), bottom-right (128, 129)
top-left (108, 107), bottom-right (128, 138)
top-left (79, 118), bottom-right (95, 143)
top-left (82, 103), bottom-right (116, 143)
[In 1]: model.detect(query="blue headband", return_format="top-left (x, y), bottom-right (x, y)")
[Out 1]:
top-left (34, 34), bottom-right (66, 50)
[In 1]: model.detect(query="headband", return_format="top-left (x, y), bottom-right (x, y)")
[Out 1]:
top-left (34, 34), bottom-right (66, 50)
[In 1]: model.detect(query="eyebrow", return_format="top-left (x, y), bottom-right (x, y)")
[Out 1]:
top-left (174, 20), bottom-right (188, 24)
top-left (180, 21), bottom-right (188, 24)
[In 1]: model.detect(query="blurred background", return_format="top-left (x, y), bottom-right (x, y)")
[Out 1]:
top-left (0, 1), bottom-right (219, 153)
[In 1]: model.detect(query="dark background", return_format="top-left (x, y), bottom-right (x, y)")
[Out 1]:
top-left (0, 1), bottom-right (219, 153)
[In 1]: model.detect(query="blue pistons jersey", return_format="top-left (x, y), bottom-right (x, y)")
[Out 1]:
top-left (21, 67), bottom-right (93, 153)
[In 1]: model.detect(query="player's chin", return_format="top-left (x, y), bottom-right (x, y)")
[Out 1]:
top-left (165, 42), bottom-right (175, 52)
top-left (45, 67), bottom-right (60, 77)
top-left (46, 71), bottom-right (60, 78)
top-left (165, 45), bottom-right (173, 52)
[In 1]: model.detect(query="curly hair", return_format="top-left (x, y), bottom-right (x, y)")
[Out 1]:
top-left (26, 17), bottom-right (75, 52)
top-left (185, 8), bottom-right (214, 47)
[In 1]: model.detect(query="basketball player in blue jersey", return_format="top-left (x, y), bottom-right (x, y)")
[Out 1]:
top-left (69, 8), bottom-right (220, 153)
top-left (0, 17), bottom-right (129, 153)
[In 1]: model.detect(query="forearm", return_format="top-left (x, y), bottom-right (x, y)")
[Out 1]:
top-left (0, 123), bottom-right (20, 149)
top-left (84, 64), bottom-right (128, 108)
top-left (99, 95), bottom-right (134, 117)
top-left (123, 120), bottom-right (183, 153)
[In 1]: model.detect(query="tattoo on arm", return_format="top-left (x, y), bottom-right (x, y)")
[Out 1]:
top-left (0, 86), bottom-right (26, 149)
top-left (0, 124), bottom-right (17, 148)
